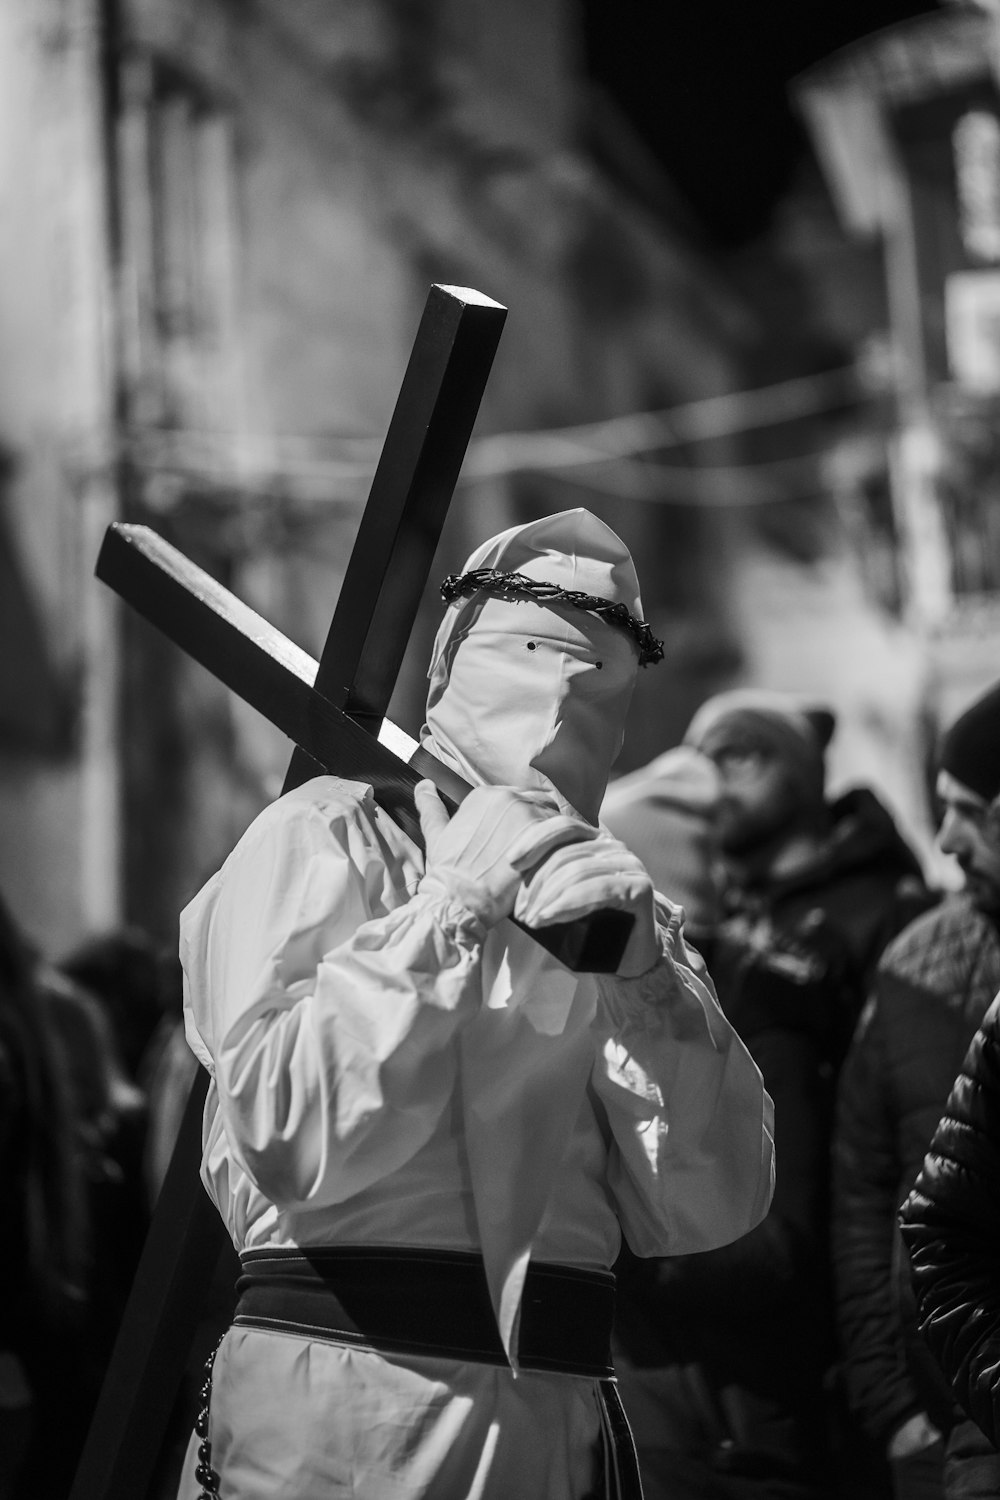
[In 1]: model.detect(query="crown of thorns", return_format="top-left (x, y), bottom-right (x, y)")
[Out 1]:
top-left (439, 567), bottom-right (665, 667)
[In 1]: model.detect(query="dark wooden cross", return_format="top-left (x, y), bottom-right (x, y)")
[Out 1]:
top-left (70, 284), bottom-right (631, 1500)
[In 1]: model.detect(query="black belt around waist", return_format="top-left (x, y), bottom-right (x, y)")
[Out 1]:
top-left (233, 1246), bottom-right (616, 1379)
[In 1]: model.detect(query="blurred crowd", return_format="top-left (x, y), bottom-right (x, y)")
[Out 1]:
top-left (7, 676), bottom-right (1000, 1500)
top-left (0, 906), bottom-right (192, 1499)
top-left (602, 678), bottom-right (1000, 1500)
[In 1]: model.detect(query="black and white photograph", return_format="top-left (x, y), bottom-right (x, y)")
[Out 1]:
top-left (3, 3), bottom-right (1000, 1498)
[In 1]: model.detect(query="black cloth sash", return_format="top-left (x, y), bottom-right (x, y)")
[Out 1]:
top-left (234, 1246), bottom-right (616, 1379)
top-left (225, 1247), bottom-right (643, 1498)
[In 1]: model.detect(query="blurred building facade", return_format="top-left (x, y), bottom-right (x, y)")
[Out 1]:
top-left (796, 3), bottom-right (1000, 799)
top-left (0, 0), bottom-right (771, 947)
top-left (4, 0), bottom-right (985, 949)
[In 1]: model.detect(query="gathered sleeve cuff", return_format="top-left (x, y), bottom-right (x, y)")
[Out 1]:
top-left (590, 902), bottom-right (775, 1258)
top-left (181, 786), bottom-right (484, 1210)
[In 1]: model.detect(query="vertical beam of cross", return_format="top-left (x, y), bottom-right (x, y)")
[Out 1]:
top-left (70, 285), bottom-right (506, 1500)
top-left (284, 284), bottom-right (507, 789)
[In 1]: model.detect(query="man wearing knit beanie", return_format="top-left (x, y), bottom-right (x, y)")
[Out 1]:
top-left (832, 679), bottom-right (1000, 1500)
top-left (684, 689), bottom-right (835, 869)
top-left (629, 690), bottom-right (929, 1500)
top-left (611, 688), bottom-right (930, 1500)
top-left (936, 678), bottom-right (1000, 914)
top-left (684, 687), bottom-right (927, 996)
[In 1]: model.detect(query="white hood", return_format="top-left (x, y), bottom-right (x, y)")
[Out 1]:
top-left (421, 509), bottom-right (645, 824)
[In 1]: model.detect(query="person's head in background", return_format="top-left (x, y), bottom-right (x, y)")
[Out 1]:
top-left (683, 689), bottom-right (836, 883)
top-left (58, 927), bottom-right (180, 1083)
top-left (0, 891), bottom-right (86, 1311)
top-left (601, 744), bottom-right (721, 944)
top-left (936, 679), bottom-right (1000, 917)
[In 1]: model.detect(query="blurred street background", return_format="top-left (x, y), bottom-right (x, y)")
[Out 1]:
top-left (8, 2), bottom-right (1000, 1496)
top-left (0, 0), bottom-right (994, 962)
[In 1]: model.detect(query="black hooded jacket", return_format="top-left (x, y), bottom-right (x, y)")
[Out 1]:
top-left (718, 787), bottom-right (932, 1046)
top-left (611, 788), bottom-right (932, 1493)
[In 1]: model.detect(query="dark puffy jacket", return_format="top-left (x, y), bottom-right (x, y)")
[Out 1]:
top-left (833, 899), bottom-right (1000, 1447)
top-left (900, 991), bottom-right (1000, 1448)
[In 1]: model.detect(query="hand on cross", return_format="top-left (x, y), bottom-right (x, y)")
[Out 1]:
top-left (512, 831), bottom-right (661, 978)
top-left (414, 779), bottom-right (597, 930)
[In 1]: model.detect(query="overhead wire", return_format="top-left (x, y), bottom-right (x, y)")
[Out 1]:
top-left (122, 363), bottom-right (863, 514)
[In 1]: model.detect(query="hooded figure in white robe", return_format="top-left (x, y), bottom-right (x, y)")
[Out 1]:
top-left (177, 508), bottom-right (774, 1500)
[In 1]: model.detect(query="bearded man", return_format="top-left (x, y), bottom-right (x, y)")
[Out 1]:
top-left (684, 689), bottom-right (930, 1055)
top-left (176, 509), bottom-right (773, 1500)
top-left (835, 679), bottom-right (1000, 1500)
top-left (603, 689), bottom-right (927, 1499)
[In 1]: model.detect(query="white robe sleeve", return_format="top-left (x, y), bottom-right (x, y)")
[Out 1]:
top-left (181, 785), bottom-right (484, 1211)
top-left (590, 901), bottom-right (775, 1258)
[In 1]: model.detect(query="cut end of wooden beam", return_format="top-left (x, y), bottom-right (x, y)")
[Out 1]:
top-left (434, 285), bottom-right (506, 311)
